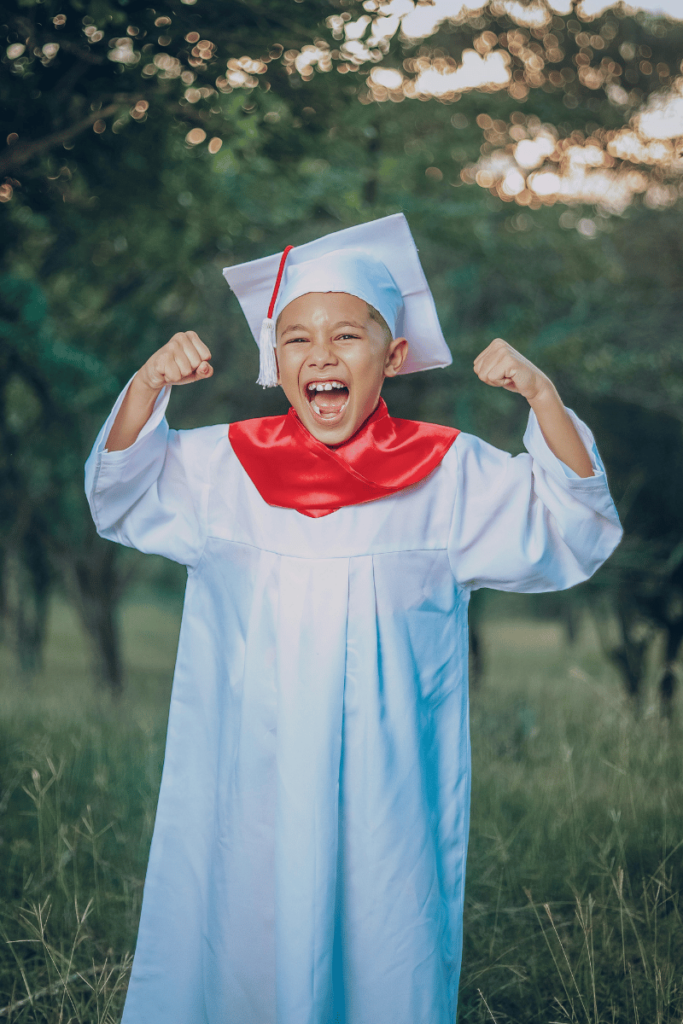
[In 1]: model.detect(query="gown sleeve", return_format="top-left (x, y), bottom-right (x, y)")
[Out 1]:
top-left (447, 408), bottom-right (622, 593)
top-left (84, 378), bottom-right (223, 568)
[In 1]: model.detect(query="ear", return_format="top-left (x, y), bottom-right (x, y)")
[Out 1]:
top-left (384, 337), bottom-right (409, 378)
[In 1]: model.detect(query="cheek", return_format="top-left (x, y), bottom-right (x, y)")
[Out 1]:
top-left (349, 349), bottom-right (386, 393)
top-left (276, 347), bottom-right (297, 380)
top-left (277, 349), bottom-right (308, 402)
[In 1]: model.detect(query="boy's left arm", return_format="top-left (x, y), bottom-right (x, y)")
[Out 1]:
top-left (447, 339), bottom-right (622, 594)
top-left (473, 339), bottom-right (593, 479)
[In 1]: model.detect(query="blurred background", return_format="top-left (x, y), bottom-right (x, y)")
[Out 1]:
top-left (1, 0), bottom-right (683, 1020)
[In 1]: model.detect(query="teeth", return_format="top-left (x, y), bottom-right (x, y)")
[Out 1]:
top-left (307, 381), bottom-right (346, 392)
top-left (311, 398), bottom-right (348, 419)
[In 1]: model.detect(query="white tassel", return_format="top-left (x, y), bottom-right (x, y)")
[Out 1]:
top-left (256, 316), bottom-right (279, 388)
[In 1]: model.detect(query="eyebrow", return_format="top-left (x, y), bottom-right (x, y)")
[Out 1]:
top-left (332, 320), bottom-right (366, 330)
top-left (280, 319), bottom-right (367, 334)
top-left (280, 323), bottom-right (308, 334)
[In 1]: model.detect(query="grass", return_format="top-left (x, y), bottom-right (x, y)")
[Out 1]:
top-left (462, 613), bottom-right (683, 1023)
top-left (0, 598), bottom-right (177, 1023)
top-left (0, 596), bottom-right (681, 1023)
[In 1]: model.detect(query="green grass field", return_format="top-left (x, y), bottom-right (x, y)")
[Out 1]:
top-left (1, 597), bottom-right (681, 1023)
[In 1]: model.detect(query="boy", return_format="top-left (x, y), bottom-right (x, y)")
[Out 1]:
top-left (85, 214), bottom-right (621, 1024)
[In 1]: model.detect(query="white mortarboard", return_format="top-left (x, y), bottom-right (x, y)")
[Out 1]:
top-left (222, 213), bottom-right (452, 387)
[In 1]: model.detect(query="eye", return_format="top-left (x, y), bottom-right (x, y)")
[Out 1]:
top-left (284, 336), bottom-right (309, 344)
top-left (336, 332), bottom-right (361, 342)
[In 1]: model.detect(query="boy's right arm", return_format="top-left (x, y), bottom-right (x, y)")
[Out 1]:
top-left (86, 330), bottom-right (220, 568)
top-left (105, 331), bottom-right (212, 451)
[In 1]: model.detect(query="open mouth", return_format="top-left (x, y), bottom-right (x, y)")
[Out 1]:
top-left (305, 380), bottom-right (350, 422)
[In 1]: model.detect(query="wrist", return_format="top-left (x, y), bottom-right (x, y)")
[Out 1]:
top-left (132, 367), bottom-right (165, 399)
top-left (526, 377), bottom-right (559, 409)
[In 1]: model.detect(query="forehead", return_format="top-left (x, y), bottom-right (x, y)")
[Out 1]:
top-left (278, 292), bottom-right (370, 327)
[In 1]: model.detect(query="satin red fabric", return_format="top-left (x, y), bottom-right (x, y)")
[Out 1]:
top-left (228, 399), bottom-right (459, 518)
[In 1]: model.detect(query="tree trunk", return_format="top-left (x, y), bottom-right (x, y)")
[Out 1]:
top-left (468, 590), bottom-right (485, 690)
top-left (597, 595), bottom-right (652, 711)
top-left (660, 668), bottom-right (676, 720)
top-left (562, 599), bottom-right (581, 647)
top-left (469, 622), bottom-right (483, 690)
top-left (0, 526), bottom-right (51, 676)
top-left (363, 124), bottom-right (380, 206)
top-left (53, 531), bottom-right (125, 696)
top-left (659, 615), bottom-right (683, 719)
top-left (81, 601), bottom-right (122, 695)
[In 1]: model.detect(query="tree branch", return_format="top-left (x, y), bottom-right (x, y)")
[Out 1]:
top-left (0, 98), bottom-right (142, 174)
top-left (46, 38), bottom-right (105, 65)
top-left (229, 0), bottom-right (318, 40)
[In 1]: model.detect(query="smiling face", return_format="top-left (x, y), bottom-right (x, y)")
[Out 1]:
top-left (276, 292), bottom-right (409, 445)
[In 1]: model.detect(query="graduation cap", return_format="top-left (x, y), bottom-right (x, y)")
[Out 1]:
top-left (223, 213), bottom-right (452, 388)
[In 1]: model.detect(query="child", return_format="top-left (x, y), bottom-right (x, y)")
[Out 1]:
top-left (85, 214), bottom-right (621, 1024)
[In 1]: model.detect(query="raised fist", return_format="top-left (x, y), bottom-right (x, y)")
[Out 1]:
top-left (138, 331), bottom-right (213, 390)
top-left (473, 338), bottom-right (551, 403)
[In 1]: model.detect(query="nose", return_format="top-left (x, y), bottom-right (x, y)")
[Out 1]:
top-left (307, 336), bottom-right (338, 368)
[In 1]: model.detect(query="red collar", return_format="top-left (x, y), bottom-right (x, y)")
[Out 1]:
top-left (228, 399), bottom-right (459, 518)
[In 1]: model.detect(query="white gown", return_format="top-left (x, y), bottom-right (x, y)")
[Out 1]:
top-left (85, 383), bottom-right (621, 1024)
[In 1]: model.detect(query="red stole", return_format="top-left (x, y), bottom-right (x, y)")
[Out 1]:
top-left (228, 399), bottom-right (459, 518)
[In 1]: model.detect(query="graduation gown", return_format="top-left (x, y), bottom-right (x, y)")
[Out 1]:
top-left (85, 383), bottom-right (621, 1024)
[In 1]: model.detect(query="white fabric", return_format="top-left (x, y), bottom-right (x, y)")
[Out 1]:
top-left (222, 214), bottom-right (453, 375)
top-left (275, 248), bottom-right (403, 337)
top-left (85, 384), bottom-right (621, 1024)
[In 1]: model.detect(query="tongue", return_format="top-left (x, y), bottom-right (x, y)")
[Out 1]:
top-left (314, 388), bottom-right (348, 413)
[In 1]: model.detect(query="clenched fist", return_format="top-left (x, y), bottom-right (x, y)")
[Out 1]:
top-left (473, 338), bottom-right (552, 404)
top-left (473, 337), bottom-right (594, 477)
top-left (105, 332), bottom-right (213, 451)
top-left (138, 331), bottom-right (213, 391)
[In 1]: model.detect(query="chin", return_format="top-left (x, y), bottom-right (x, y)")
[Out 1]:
top-left (304, 410), bottom-right (358, 446)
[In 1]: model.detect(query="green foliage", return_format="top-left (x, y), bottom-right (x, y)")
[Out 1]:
top-left (1, 0), bottom-right (683, 696)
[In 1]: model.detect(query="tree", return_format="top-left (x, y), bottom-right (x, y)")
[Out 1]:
top-left (2, 0), bottom-right (683, 701)
top-left (0, 0), bottom-right (367, 691)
